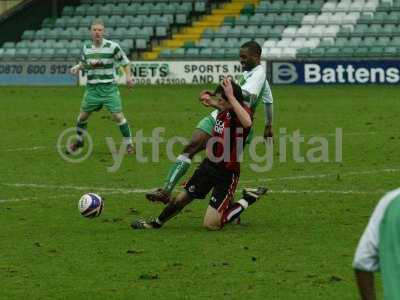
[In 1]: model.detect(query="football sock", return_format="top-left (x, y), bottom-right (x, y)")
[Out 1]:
top-left (221, 199), bottom-right (250, 225)
top-left (76, 119), bottom-right (88, 143)
top-left (157, 201), bottom-right (185, 224)
top-left (118, 118), bottom-right (133, 145)
top-left (163, 154), bottom-right (191, 194)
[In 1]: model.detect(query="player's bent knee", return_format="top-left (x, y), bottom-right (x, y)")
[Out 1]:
top-left (203, 206), bottom-right (222, 230)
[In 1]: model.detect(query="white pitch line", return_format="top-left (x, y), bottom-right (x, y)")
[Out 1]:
top-left (2, 183), bottom-right (152, 194)
top-left (241, 168), bottom-right (400, 183)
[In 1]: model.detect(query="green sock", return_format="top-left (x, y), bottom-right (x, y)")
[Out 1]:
top-left (163, 154), bottom-right (191, 194)
top-left (76, 120), bottom-right (87, 142)
top-left (118, 119), bottom-right (132, 144)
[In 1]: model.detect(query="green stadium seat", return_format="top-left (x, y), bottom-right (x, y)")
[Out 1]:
top-left (213, 48), bottom-right (225, 59)
top-left (324, 47), bottom-right (340, 58)
top-left (383, 47), bottom-right (398, 57)
top-left (196, 38), bottom-right (211, 48)
top-left (176, 2), bottom-right (192, 14)
top-left (176, 13), bottom-right (188, 25)
top-left (363, 37), bottom-right (376, 47)
top-left (247, 14), bottom-right (263, 26)
top-left (391, 36), bottom-right (400, 47)
top-left (135, 38), bottom-right (148, 50)
top-left (309, 48), bottom-right (325, 58)
top-left (62, 6), bottom-right (75, 16)
top-left (98, 3), bottom-right (114, 16)
top-left (348, 37), bottom-right (362, 48)
top-left (296, 48), bottom-right (310, 59)
top-left (199, 48), bottom-right (212, 58)
top-left (75, 4), bottom-right (89, 16)
top-left (194, 1), bottom-right (206, 13)
top-left (58, 29), bottom-right (73, 40)
top-left (131, 16), bottom-right (144, 27)
top-left (29, 48), bottom-right (43, 60)
top-left (377, 1), bottom-right (392, 12)
top-left (14, 48), bottom-right (29, 60)
top-left (255, 25), bottom-right (272, 38)
top-left (54, 48), bottom-right (68, 60)
top-left (42, 48), bottom-right (55, 60)
top-left (171, 48), bottom-right (185, 59)
top-left (368, 46), bottom-right (383, 57)
top-left (159, 49), bottom-right (172, 59)
top-left (376, 37), bottom-right (390, 47)
top-left (67, 16), bottom-right (82, 28)
top-left (353, 47), bottom-right (369, 57)
top-left (86, 4), bottom-right (101, 16)
top-left (224, 48), bottom-right (239, 58)
top-left (22, 30), bottom-right (35, 40)
top-left (338, 47), bottom-right (354, 58)
top-left (235, 15), bottom-right (249, 26)
top-left (358, 13), bottom-right (373, 24)
top-left (35, 28), bottom-right (52, 40)
top-left (366, 25), bottom-right (382, 36)
top-left (224, 16), bottom-right (235, 26)
top-left (68, 48), bottom-right (81, 60)
top-left (3, 48), bottom-right (16, 60)
top-left (155, 26), bottom-right (168, 37)
top-left (353, 25), bottom-right (368, 37)
top-left (42, 18), bottom-right (55, 28)
top-left (281, 1), bottom-right (295, 13)
top-left (137, 4), bottom-right (150, 15)
top-left (185, 48), bottom-right (199, 58)
top-left (3, 42), bottom-right (15, 48)
top-left (202, 28), bottom-right (214, 39)
top-left (111, 3), bottom-right (128, 15)
top-left (268, 1), bottom-right (283, 13)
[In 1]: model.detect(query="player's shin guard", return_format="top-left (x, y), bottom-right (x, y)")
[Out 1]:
top-left (118, 118), bottom-right (133, 145)
top-left (76, 119), bottom-right (88, 143)
top-left (163, 154), bottom-right (191, 194)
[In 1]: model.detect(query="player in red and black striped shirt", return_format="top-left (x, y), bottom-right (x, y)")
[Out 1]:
top-left (132, 79), bottom-right (267, 230)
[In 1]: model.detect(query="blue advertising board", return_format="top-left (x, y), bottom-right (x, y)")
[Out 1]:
top-left (272, 60), bottom-right (400, 84)
top-left (0, 62), bottom-right (76, 85)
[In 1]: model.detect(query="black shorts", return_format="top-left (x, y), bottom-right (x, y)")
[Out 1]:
top-left (184, 160), bottom-right (239, 213)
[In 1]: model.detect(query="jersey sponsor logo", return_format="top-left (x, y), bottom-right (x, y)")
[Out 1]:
top-left (214, 119), bottom-right (224, 134)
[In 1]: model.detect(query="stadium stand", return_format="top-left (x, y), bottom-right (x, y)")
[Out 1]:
top-left (0, 0), bottom-right (214, 61)
top-left (1, 0), bottom-right (400, 60)
top-left (151, 0), bottom-right (400, 59)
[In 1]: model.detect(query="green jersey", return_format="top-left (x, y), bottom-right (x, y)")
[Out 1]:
top-left (80, 38), bottom-right (129, 85)
top-left (353, 188), bottom-right (400, 300)
top-left (237, 64), bottom-right (273, 111)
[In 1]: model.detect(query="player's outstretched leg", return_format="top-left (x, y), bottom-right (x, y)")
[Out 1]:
top-left (132, 191), bottom-right (193, 229)
top-left (66, 112), bottom-right (91, 154)
top-left (112, 112), bottom-right (134, 154)
top-left (221, 187), bottom-right (268, 226)
top-left (146, 129), bottom-right (210, 204)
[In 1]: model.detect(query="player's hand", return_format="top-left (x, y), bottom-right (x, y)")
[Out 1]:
top-left (126, 78), bottom-right (134, 88)
top-left (264, 125), bottom-right (273, 144)
top-left (221, 78), bottom-right (234, 101)
top-left (199, 91), bottom-right (212, 107)
top-left (70, 64), bottom-right (81, 75)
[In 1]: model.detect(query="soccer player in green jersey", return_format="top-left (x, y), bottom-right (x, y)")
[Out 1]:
top-left (146, 41), bottom-right (274, 204)
top-left (67, 19), bottom-right (134, 154)
top-left (353, 188), bottom-right (400, 300)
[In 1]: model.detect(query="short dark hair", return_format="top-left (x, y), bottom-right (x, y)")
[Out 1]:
top-left (240, 41), bottom-right (262, 57)
top-left (214, 80), bottom-right (244, 104)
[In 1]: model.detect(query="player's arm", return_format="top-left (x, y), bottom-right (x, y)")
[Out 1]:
top-left (355, 270), bottom-right (376, 300)
top-left (115, 44), bottom-right (134, 88)
top-left (264, 102), bottom-right (273, 142)
top-left (122, 63), bottom-right (134, 88)
top-left (70, 62), bottom-right (84, 75)
top-left (222, 79), bottom-right (252, 128)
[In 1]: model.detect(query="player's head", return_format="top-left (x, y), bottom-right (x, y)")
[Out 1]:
top-left (240, 41), bottom-right (261, 71)
top-left (213, 80), bottom-right (244, 110)
top-left (91, 19), bottom-right (105, 43)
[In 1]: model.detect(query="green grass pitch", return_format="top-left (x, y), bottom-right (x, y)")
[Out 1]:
top-left (0, 84), bottom-right (399, 299)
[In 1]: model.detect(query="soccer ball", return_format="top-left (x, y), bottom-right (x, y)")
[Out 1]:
top-left (78, 193), bottom-right (103, 218)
